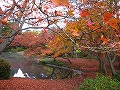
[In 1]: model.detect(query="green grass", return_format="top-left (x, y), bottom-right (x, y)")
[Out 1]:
top-left (39, 58), bottom-right (68, 66)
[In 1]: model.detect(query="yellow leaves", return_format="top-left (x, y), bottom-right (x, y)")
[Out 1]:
top-left (79, 0), bottom-right (87, 2)
top-left (65, 19), bottom-right (88, 36)
top-left (50, 0), bottom-right (60, 5)
top-left (65, 22), bottom-right (80, 36)
top-left (70, 29), bottom-right (80, 36)
top-left (46, 32), bottom-right (73, 58)
top-left (67, 10), bottom-right (74, 16)
top-left (51, 0), bottom-right (69, 6)
top-left (54, 19), bottom-right (59, 23)
top-left (108, 18), bottom-right (120, 31)
top-left (96, 1), bottom-right (108, 9)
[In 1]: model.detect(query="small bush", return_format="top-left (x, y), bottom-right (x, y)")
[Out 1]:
top-left (114, 71), bottom-right (120, 81)
top-left (118, 62), bottom-right (120, 70)
top-left (77, 74), bottom-right (120, 90)
top-left (0, 58), bottom-right (11, 80)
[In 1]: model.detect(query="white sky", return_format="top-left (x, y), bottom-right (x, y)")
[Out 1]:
top-left (0, 0), bottom-right (119, 30)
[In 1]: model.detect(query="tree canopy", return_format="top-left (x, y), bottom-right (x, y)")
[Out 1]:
top-left (0, 0), bottom-right (120, 75)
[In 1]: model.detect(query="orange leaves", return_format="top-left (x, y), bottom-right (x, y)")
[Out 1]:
top-left (50, 0), bottom-right (69, 6)
top-left (89, 24), bottom-right (100, 31)
top-left (103, 12), bottom-right (112, 23)
top-left (101, 35), bottom-right (109, 44)
top-left (59, 0), bottom-right (69, 6)
top-left (103, 12), bottom-right (120, 31)
top-left (108, 18), bottom-right (120, 31)
top-left (50, 0), bottom-right (60, 5)
top-left (54, 10), bottom-right (62, 16)
top-left (70, 29), bottom-right (80, 36)
top-left (80, 10), bottom-right (91, 17)
top-left (67, 10), bottom-right (74, 16)
top-left (65, 21), bottom-right (80, 36)
top-left (79, 0), bottom-right (88, 3)
top-left (1, 18), bottom-right (8, 25)
top-left (46, 32), bottom-right (73, 58)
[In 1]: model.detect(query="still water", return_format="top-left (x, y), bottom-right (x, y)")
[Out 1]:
top-left (0, 52), bottom-right (81, 79)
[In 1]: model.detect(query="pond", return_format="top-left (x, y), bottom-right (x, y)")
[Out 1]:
top-left (0, 52), bottom-right (81, 80)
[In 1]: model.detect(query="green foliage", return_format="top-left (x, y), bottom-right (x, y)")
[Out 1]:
top-left (2, 26), bottom-right (11, 36)
top-left (118, 62), bottom-right (120, 70)
top-left (77, 51), bottom-right (88, 58)
top-left (114, 71), bottom-right (120, 82)
top-left (0, 58), bottom-right (11, 80)
top-left (77, 74), bottom-right (120, 90)
top-left (3, 46), bottom-right (27, 52)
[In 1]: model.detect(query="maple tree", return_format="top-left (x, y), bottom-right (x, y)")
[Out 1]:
top-left (0, 0), bottom-right (119, 76)
top-left (62, 0), bottom-right (120, 75)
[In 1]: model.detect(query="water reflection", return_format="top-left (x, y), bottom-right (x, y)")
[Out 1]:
top-left (0, 52), bottom-right (81, 79)
top-left (11, 65), bottom-right (80, 79)
top-left (45, 66), bottom-right (77, 79)
top-left (13, 68), bottom-right (25, 78)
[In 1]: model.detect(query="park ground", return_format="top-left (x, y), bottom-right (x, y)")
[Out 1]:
top-left (0, 56), bottom-right (119, 90)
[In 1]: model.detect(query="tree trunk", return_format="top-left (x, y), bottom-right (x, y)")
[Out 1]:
top-left (97, 53), bottom-right (107, 74)
top-left (0, 37), bottom-right (14, 54)
top-left (106, 52), bottom-right (116, 76)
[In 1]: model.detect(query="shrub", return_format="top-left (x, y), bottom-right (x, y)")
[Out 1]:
top-left (77, 74), bottom-right (120, 90)
top-left (118, 62), bottom-right (120, 70)
top-left (0, 58), bottom-right (11, 80)
top-left (114, 71), bottom-right (120, 81)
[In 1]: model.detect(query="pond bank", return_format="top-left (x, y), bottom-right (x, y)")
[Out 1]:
top-left (0, 52), bottom-right (100, 90)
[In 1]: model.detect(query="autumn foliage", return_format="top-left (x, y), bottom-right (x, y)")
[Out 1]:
top-left (0, 0), bottom-right (120, 75)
